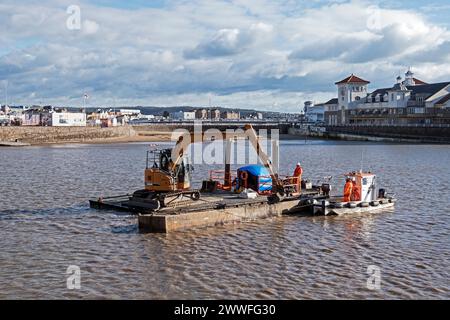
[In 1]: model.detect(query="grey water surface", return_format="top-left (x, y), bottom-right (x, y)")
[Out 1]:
top-left (0, 140), bottom-right (448, 299)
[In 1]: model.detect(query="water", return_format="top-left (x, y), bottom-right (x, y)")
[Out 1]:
top-left (0, 140), bottom-right (449, 299)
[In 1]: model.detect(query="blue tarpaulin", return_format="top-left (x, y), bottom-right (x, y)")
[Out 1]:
top-left (237, 165), bottom-right (272, 192)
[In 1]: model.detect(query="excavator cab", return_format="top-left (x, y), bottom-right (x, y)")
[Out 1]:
top-left (127, 148), bottom-right (198, 212)
top-left (145, 148), bottom-right (193, 192)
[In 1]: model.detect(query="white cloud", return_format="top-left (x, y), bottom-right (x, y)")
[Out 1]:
top-left (82, 20), bottom-right (99, 35)
top-left (185, 28), bottom-right (246, 58)
top-left (184, 22), bottom-right (273, 59)
top-left (0, 0), bottom-right (449, 112)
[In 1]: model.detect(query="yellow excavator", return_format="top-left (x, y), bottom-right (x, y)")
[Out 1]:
top-left (127, 124), bottom-right (288, 211)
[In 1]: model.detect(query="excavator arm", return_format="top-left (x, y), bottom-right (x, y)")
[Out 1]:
top-left (170, 124), bottom-right (286, 198)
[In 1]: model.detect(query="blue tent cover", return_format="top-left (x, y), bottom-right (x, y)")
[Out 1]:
top-left (237, 165), bottom-right (272, 192)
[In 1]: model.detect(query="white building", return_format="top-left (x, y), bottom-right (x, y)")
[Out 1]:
top-left (336, 74), bottom-right (370, 110)
top-left (435, 94), bottom-right (450, 108)
top-left (170, 111), bottom-right (196, 120)
top-left (361, 70), bottom-right (450, 112)
top-left (50, 111), bottom-right (86, 126)
top-left (120, 109), bottom-right (141, 116)
top-left (324, 69), bottom-right (450, 125)
top-left (139, 114), bottom-right (155, 120)
top-left (304, 101), bottom-right (325, 123)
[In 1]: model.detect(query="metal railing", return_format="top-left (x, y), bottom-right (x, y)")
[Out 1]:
top-left (325, 123), bottom-right (450, 128)
top-left (131, 119), bottom-right (293, 126)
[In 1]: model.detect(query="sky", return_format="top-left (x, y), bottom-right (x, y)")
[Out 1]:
top-left (1, 0), bottom-right (450, 112)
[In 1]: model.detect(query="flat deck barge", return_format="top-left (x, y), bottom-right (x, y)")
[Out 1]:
top-left (90, 190), bottom-right (324, 233)
top-left (90, 188), bottom-right (396, 233)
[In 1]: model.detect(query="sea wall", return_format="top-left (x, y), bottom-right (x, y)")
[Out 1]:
top-left (0, 126), bottom-right (137, 144)
top-left (288, 125), bottom-right (450, 143)
top-left (325, 125), bottom-right (450, 143)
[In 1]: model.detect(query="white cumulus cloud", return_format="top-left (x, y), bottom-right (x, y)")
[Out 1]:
top-left (0, 0), bottom-right (449, 112)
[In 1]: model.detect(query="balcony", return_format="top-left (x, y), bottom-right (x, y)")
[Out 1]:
top-left (407, 100), bottom-right (425, 108)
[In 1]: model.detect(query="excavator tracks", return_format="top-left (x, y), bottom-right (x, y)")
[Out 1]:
top-left (126, 189), bottom-right (201, 212)
top-left (159, 190), bottom-right (201, 208)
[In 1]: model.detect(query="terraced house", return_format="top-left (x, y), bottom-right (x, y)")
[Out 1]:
top-left (324, 69), bottom-right (450, 125)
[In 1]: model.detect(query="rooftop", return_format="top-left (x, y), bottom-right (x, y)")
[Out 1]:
top-left (367, 82), bottom-right (450, 100)
top-left (335, 74), bottom-right (370, 85)
top-left (324, 98), bottom-right (338, 105)
top-left (435, 93), bottom-right (450, 105)
top-left (412, 78), bottom-right (427, 85)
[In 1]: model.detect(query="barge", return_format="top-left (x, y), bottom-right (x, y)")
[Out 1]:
top-left (89, 189), bottom-right (325, 233)
top-left (89, 124), bottom-right (396, 233)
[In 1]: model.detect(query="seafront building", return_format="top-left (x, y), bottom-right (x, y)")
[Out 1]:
top-left (170, 108), bottom-right (241, 121)
top-left (304, 101), bottom-right (325, 123)
top-left (170, 110), bottom-right (196, 120)
top-left (1, 105), bottom-right (252, 126)
top-left (22, 106), bottom-right (86, 127)
top-left (221, 110), bottom-right (241, 120)
top-left (0, 105), bottom-right (24, 125)
top-left (322, 69), bottom-right (450, 125)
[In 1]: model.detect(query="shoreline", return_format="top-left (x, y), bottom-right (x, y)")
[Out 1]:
top-left (1, 133), bottom-right (443, 147)
top-left (1, 133), bottom-right (310, 147)
top-left (10, 132), bottom-right (175, 147)
top-left (2, 126), bottom-right (448, 147)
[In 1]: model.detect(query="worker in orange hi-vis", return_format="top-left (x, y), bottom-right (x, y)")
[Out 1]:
top-left (343, 178), bottom-right (353, 202)
top-left (351, 178), bottom-right (361, 201)
top-left (292, 162), bottom-right (303, 187)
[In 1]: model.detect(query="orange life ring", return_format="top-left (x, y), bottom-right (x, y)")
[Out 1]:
top-left (240, 171), bottom-right (249, 189)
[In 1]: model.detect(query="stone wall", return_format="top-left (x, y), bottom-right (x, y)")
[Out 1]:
top-left (0, 126), bottom-right (137, 144)
top-left (325, 125), bottom-right (450, 143)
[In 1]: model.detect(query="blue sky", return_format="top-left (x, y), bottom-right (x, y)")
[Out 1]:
top-left (1, 0), bottom-right (450, 111)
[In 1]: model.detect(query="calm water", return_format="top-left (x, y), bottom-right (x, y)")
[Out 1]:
top-left (0, 140), bottom-right (449, 299)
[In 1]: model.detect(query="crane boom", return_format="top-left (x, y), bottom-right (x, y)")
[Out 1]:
top-left (170, 124), bottom-right (285, 197)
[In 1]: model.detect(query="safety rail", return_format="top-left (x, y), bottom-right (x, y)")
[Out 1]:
top-left (279, 175), bottom-right (302, 194)
top-left (208, 171), bottom-right (303, 195)
top-left (325, 123), bottom-right (450, 128)
top-left (209, 170), bottom-right (237, 182)
top-left (208, 170), bottom-right (238, 191)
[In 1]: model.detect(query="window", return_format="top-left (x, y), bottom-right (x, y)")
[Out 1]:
top-left (417, 96), bottom-right (424, 105)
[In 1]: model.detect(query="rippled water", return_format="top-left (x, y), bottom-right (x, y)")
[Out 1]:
top-left (0, 140), bottom-right (449, 299)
